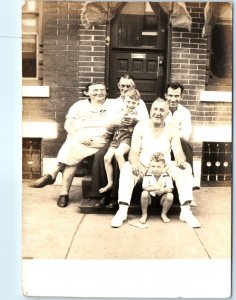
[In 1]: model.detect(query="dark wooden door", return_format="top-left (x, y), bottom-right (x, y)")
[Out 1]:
top-left (108, 4), bottom-right (168, 111)
top-left (109, 50), bottom-right (166, 106)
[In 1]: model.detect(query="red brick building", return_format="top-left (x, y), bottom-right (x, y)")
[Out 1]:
top-left (22, 1), bottom-right (232, 187)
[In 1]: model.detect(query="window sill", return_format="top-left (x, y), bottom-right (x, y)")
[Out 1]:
top-left (22, 122), bottom-right (58, 139)
top-left (200, 91), bottom-right (232, 102)
top-left (22, 86), bottom-right (50, 98)
top-left (205, 84), bottom-right (232, 92)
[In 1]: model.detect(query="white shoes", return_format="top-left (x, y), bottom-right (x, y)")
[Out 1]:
top-left (111, 204), bottom-right (200, 228)
top-left (180, 206), bottom-right (201, 228)
top-left (111, 205), bottom-right (128, 228)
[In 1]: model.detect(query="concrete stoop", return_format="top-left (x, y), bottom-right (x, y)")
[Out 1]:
top-left (79, 177), bottom-right (181, 215)
top-left (79, 197), bottom-right (181, 215)
top-left (79, 179), bottom-right (223, 216)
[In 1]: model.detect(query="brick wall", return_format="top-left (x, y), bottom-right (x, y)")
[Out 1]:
top-left (23, 1), bottom-right (83, 157)
top-left (23, 1), bottom-right (107, 157)
top-left (170, 2), bottom-right (232, 157)
top-left (78, 25), bottom-right (106, 89)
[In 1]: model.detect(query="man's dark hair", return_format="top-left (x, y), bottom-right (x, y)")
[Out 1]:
top-left (165, 82), bottom-right (184, 94)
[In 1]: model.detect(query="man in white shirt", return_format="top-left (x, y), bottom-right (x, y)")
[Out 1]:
top-left (164, 82), bottom-right (199, 208)
top-left (164, 82), bottom-right (193, 173)
top-left (110, 98), bottom-right (200, 228)
top-left (164, 82), bottom-right (191, 140)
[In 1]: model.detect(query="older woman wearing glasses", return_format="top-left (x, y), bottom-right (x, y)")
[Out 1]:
top-left (29, 82), bottom-right (116, 207)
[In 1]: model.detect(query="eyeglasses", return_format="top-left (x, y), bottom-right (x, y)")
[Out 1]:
top-left (120, 84), bottom-right (132, 88)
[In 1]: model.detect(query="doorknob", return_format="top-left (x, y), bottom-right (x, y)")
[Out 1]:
top-left (157, 56), bottom-right (164, 77)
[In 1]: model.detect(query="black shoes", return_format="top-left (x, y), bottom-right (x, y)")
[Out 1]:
top-left (108, 200), bottom-right (118, 209)
top-left (57, 195), bottom-right (69, 207)
top-left (94, 196), bottom-right (110, 207)
top-left (28, 175), bottom-right (69, 207)
top-left (94, 197), bottom-right (118, 208)
top-left (28, 174), bottom-right (55, 188)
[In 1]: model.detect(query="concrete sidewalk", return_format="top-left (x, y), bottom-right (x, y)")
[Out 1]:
top-left (22, 182), bottom-right (231, 260)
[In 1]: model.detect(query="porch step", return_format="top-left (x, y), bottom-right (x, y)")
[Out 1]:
top-left (79, 198), bottom-right (180, 215)
top-left (80, 177), bottom-right (180, 215)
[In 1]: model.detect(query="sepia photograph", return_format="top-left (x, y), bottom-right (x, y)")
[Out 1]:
top-left (21, 0), bottom-right (232, 298)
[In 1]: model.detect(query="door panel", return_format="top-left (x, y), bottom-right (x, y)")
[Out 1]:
top-left (132, 59), bottom-right (144, 72)
top-left (109, 50), bottom-right (166, 109)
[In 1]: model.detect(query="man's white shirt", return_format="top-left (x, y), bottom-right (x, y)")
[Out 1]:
top-left (165, 103), bottom-right (192, 141)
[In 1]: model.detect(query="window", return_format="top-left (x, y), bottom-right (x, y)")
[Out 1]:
top-left (22, 34), bottom-right (37, 78)
top-left (111, 2), bottom-right (167, 50)
top-left (206, 3), bottom-right (232, 91)
top-left (22, 0), bottom-right (43, 84)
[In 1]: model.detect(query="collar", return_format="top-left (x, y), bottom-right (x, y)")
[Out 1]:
top-left (169, 103), bottom-right (184, 114)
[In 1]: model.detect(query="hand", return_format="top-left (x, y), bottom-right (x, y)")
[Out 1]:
top-left (131, 162), bottom-right (140, 176)
top-left (131, 162), bottom-right (147, 177)
top-left (131, 162), bottom-right (148, 177)
top-left (77, 136), bottom-right (92, 146)
top-left (175, 160), bottom-right (187, 170)
top-left (155, 187), bottom-right (165, 196)
top-left (121, 115), bottom-right (133, 126)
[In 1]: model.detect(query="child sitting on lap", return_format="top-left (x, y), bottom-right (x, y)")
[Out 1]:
top-left (140, 152), bottom-right (174, 224)
top-left (99, 88), bottom-right (141, 194)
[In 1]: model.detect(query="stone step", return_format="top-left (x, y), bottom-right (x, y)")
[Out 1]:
top-left (80, 176), bottom-right (181, 215)
top-left (79, 197), bottom-right (180, 215)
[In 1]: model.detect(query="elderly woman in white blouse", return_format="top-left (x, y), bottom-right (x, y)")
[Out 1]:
top-left (29, 82), bottom-right (115, 207)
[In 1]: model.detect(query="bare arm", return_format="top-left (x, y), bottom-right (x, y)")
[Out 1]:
top-left (129, 122), bottom-right (148, 176)
top-left (156, 187), bottom-right (173, 194)
top-left (163, 187), bottom-right (173, 193)
top-left (143, 184), bottom-right (173, 194)
top-left (170, 126), bottom-right (186, 168)
top-left (128, 122), bottom-right (142, 165)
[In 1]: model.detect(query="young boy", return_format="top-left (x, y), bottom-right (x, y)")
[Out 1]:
top-left (99, 88), bottom-right (141, 194)
top-left (140, 152), bottom-right (174, 224)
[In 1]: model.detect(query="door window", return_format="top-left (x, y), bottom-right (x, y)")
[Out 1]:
top-left (111, 2), bottom-right (167, 49)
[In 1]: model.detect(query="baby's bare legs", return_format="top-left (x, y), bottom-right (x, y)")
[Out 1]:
top-left (160, 192), bottom-right (174, 223)
top-left (99, 147), bottom-right (116, 194)
top-left (115, 143), bottom-right (130, 169)
top-left (140, 191), bottom-right (151, 223)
